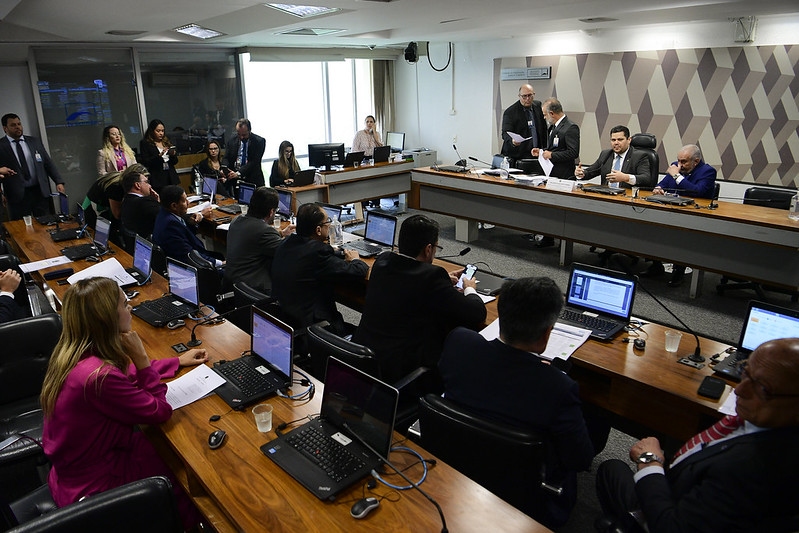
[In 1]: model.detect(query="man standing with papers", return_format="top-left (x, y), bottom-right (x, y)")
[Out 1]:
top-left (501, 84), bottom-right (547, 166)
top-left (438, 277), bottom-right (605, 528)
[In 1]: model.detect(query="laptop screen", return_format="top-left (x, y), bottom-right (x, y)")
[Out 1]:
top-left (321, 203), bottom-right (342, 222)
top-left (167, 259), bottom-right (199, 306)
top-left (277, 190), bottom-right (292, 217)
top-left (738, 301), bottom-right (799, 354)
top-left (364, 211), bottom-right (396, 247)
top-left (94, 217), bottom-right (111, 249)
top-left (133, 235), bottom-right (153, 275)
top-left (238, 183), bottom-right (255, 205)
top-left (322, 357), bottom-right (398, 458)
top-left (75, 203), bottom-right (85, 226)
top-left (57, 193), bottom-right (69, 215)
top-left (251, 307), bottom-right (293, 378)
top-left (566, 264), bottom-right (636, 319)
top-left (202, 176), bottom-right (218, 199)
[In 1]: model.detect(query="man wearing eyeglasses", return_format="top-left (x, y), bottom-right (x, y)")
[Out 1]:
top-left (596, 337), bottom-right (799, 533)
top-left (271, 203), bottom-right (368, 336)
top-left (501, 84), bottom-right (547, 166)
top-left (120, 164), bottom-right (160, 238)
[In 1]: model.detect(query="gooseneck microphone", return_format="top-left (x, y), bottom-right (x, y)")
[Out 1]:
top-left (437, 247), bottom-right (471, 259)
top-left (186, 305), bottom-right (251, 347)
top-left (468, 156), bottom-right (493, 167)
top-left (452, 144), bottom-right (467, 169)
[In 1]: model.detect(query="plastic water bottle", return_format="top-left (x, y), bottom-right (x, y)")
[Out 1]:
top-left (329, 217), bottom-right (343, 248)
top-left (500, 157), bottom-right (510, 179)
top-left (193, 168), bottom-right (203, 194)
top-left (790, 192), bottom-right (799, 221)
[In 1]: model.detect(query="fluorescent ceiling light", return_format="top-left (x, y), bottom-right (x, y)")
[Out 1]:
top-left (276, 27), bottom-right (345, 35)
top-left (266, 4), bottom-right (341, 18)
top-left (174, 24), bottom-right (225, 39)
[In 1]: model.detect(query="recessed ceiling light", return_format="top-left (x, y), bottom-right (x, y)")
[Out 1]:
top-left (106, 30), bottom-right (147, 36)
top-left (266, 4), bottom-right (341, 18)
top-left (173, 24), bottom-right (225, 39)
top-left (578, 17), bottom-right (618, 23)
top-left (276, 27), bottom-right (345, 35)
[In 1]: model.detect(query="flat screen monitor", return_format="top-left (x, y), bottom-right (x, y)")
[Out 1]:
top-left (308, 142), bottom-right (344, 171)
top-left (386, 132), bottom-right (405, 153)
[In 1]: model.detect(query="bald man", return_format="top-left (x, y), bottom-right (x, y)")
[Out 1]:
top-left (500, 84), bottom-right (547, 165)
top-left (596, 338), bottom-right (799, 532)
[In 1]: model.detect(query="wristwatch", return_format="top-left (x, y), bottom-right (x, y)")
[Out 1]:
top-left (635, 452), bottom-right (664, 465)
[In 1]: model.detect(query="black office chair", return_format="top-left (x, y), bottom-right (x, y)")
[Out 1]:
top-left (630, 133), bottom-right (659, 183)
top-left (230, 281), bottom-right (275, 334)
top-left (716, 186), bottom-right (799, 301)
top-left (0, 484), bottom-right (56, 529)
top-left (0, 314), bottom-right (63, 503)
top-left (0, 254), bottom-right (32, 319)
top-left (150, 242), bottom-right (168, 279)
top-left (187, 250), bottom-right (233, 313)
top-left (4, 476), bottom-right (181, 533)
top-left (418, 393), bottom-right (563, 528)
top-left (119, 225), bottom-right (138, 256)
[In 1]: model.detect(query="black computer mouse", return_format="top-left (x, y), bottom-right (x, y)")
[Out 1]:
top-left (634, 338), bottom-right (646, 350)
top-left (166, 319), bottom-right (185, 330)
top-left (350, 497), bottom-right (379, 519)
top-left (208, 430), bottom-right (226, 450)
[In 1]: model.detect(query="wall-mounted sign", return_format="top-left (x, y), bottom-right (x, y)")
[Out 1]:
top-left (500, 67), bottom-right (551, 81)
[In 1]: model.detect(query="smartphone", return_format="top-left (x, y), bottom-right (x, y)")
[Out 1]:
top-left (456, 264), bottom-right (478, 290)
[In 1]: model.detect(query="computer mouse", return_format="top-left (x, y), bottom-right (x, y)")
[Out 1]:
top-left (634, 338), bottom-right (646, 350)
top-left (166, 319), bottom-right (185, 330)
top-left (208, 430), bottom-right (226, 450)
top-left (350, 497), bottom-right (379, 519)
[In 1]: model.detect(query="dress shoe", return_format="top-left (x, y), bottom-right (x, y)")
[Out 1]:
top-left (668, 266), bottom-right (686, 287)
top-left (535, 236), bottom-right (555, 248)
top-left (641, 261), bottom-right (665, 277)
top-left (596, 250), bottom-right (613, 267)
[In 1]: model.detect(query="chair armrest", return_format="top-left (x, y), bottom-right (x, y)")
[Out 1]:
top-left (393, 366), bottom-right (428, 391)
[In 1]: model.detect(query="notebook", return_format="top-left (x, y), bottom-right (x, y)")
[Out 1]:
top-left (217, 182), bottom-right (256, 214)
top-left (645, 194), bottom-right (694, 206)
top-left (289, 169), bottom-right (316, 187)
top-left (373, 145), bottom-right (391, 163)
top-left (124, 235), bottom-right (153, 285)
top-left (320, 203), bottom-right (343, 222)
top-left (61, 216), bottom-right (111, 261)
top-left (131, 259), bottom-right (199, 327)
top-left (582, 185), bottom-right (627, 196)
top-left (201, 176), bottom-right (218, 201)
top-left (343, 151), bottom-right (364, 168)
top-left (343, 210), bottom-right (397, 257)
top-left (277, 189), bottom-right (293, 218)
top-left (50, 203), bottom-right (87, 242)
top-left (261, 356), bottom-right (399, 501)
top-left (558, 263), bottom-right (637, 340)
top-left (212, 306), bottom-right (294, 408)
top-left (713, 300), bottom-right (799, 382)
top-left (36, 192), bottom-right (70, 225)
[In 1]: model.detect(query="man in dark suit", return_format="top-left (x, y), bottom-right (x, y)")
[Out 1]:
top-left (0, 113), bottom-right (65, 220)
top-left (596, 337), bottom-right (799, 533)
top-left (501, 84), bottom-right (547, 166)
top-left (151, 185), bottom-right (223, 267)
top-left (120, 164), bottom-right (160, 238)
top-left (271, 203), bottom-right (368, 336)
top-left (224, 118), bottom-right (266, 188)
top-left (575, 125), bottom-right (652, 188)
top-left (538, 98), bottom-right (580, 179)
top-left (353, 214), bottom-right (487, 386)
top-left (439, 277), bottom-right (599, 528)
top-left (0, 268), bottom-right (23, 324)
top-left (224, 187), bottom-right (294, 294)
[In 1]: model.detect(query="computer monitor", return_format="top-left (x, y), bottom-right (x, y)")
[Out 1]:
top-left (308, 142), bottom-right (345, 171)
top-left (386, 132), bottom-right (405, 153)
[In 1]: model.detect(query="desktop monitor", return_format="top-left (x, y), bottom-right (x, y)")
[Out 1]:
top-left (308, 142), bottom-right (345, 171)
top-left (386, 132), bottom-right (405, 153)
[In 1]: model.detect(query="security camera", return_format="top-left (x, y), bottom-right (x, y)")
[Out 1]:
top-left (368, 44), bottom-right (376, 50)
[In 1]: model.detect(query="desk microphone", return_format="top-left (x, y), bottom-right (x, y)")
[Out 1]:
top-left (452, 144), bottom-right (467, 169)
top-left (186, 305), bottom-right (251, 347)
top-left (342, 422), bottom-right (448, 533)
top-left (437, 247), bottom-right (471, 259)
top-left (468, 156), bottom-right (492, 167)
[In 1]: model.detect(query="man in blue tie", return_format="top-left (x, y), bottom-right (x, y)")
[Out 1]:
top-left (224, 118), bottom-right (266, 188)
top-left (575, 125), bottom-right (652, 189)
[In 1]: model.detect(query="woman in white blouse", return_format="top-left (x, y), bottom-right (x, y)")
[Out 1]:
top-left (351, 115), bottom-right (383, 157)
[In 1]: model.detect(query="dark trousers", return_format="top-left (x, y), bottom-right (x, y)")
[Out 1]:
top-left (596, 459), bottom-right (647, 532)
top-left (8, 186), bottom-right (50, 220)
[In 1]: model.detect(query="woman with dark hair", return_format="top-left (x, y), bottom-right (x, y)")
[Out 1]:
top-left (269, 140), bottom-right (301, 187)
top-left (96, 125), bottom-right (136, 178)
top-left (352, 115), bottom-right (383, 157)
top-left (41, 277), bottom-right (207, 530)
top-left (138, 119), bottom-right (179, 192)
top-left (197, 139), bottom-right (231, 196)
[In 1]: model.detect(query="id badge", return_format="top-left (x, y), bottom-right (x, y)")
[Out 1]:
top-left (527, 120), bottom-right (533, 128)
top-left (553, 136), bottom-right (559, 147)
top-left (34, 151), bottom-right (43, 163)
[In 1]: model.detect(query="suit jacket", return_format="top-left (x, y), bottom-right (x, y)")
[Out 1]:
top-left (151, 208), bottom-right (216, 265)
top-left (545, 116), bottom-right (580, 178)
top-left (271, 234), bottom-right (368, 335)
top-left (635, 426), bottom-right (799, 533)
top-left (501, 100), bottom-right (547, 161)
top-left (581, 146), bottom-right (653, 188)
top-left (0, 294), bottom-right (22, 324)
top-left (656, 160), bottom-right (717, 199)
top-left (352, 252), bottom-right (487, 384)
top-left (137, 141), bottom-right (179, 192)
top-left (0, 135), bottom-right (64, 203)
top-left (120, 193), bottom-right (160, 238)
top-left (225, 133), bottom-right (266, 187)
top-left (95, 149), bottom-right (135, 178)
top-left (224, 215), bottom-right (282, 293)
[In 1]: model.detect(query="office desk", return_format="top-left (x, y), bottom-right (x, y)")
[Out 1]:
top-left (321, 160), bottom-right (414, 205)
top-left (3, 220), bottom-right (549, 533)
top-left (410, 168), bottom-right (799, 291)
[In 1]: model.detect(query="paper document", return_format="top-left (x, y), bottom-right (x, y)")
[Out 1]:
top-left (187, 201), bottom-right (214, 214)
top-left (507, 131), bottom-right (533, 143)
top-left (538, 154), bottom-right (553, 177)
top-left (475, 292), bottom-right (496, 304)
top-left (217, 223), bottom-right (231, 231)
top-left (540, 323), bottom-right (591, 361)
top-left (718, 389), bottom-right (737, 415)
top-left (20, 255), bottom-right (72, 273)
top-left (166, 364), bottom-right (226, 409)
top-left (66, 258), bottom-right (137, 287)
top-left (186, 195), bottom-right (202, 203)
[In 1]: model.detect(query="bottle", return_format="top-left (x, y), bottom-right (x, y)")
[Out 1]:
top-left (329, 217), bottom-right (343, 248)
top-left (500, 157), bottom-right (510, 179)
top-left (193, 168), bottom-right (203, 194)
top-left (790, 192), bottom-right (799, 221)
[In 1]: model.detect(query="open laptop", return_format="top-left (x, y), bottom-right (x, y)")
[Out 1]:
top-left (320, 203), bottom-right (343, 222)
top-left (343, 151), bottom-right (364, 168)
top-left (36, 192), bottom-right (70, 226)
top-left (373, 145), bottom-right (391, 163)
top-left (201, 176), bottom-right (218, 202)
top-left (124, 235), bottom-right (153, 285)
top-left (131, 259), bottom-right (200, 327)
top-left (558, 263), bottom-right (637, 340)
top-left (218, 182), bottom-right (256, 214)
top-left (343, 210), bottom-right (397, 258)
top-left (645, 194), bottom-right (694, 206)
top-left (61, 216), bottom-right (111, 261)
top-left (50, 203), bottom-right (87, 242)
top-left (212, 307), bottom-right (294, 409)
top-left (288, 169), bottom-right (316, 187)
top-left (277, 189), bottom-right (293, 219)
top-left (713, 300), bottom-right (799, 381)
top-left (261, 356), bottom-right (399, 501)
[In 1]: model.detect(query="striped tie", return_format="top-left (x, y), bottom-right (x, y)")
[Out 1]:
top-left (672, 415), bottom-right (744, 462)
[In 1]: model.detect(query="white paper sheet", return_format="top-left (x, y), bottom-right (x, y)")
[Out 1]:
top-left (507, 131), bottom-right (533, 143)
top-left (187, 201), bottom-right (215, 214)
top-left (479, 319), bottom-right (590, 361)
top-left (166, 364), bottom-right (226, 409)
top-left (20, 255), bottom-right (73, 273)
top-left (65, 257), bottom-right (137, 287)
top-left (538, 154), bottom-right (554, 177)
top-left (718, 389), bottom-right (737, 415)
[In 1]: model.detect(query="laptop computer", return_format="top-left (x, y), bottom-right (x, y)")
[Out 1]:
top-left (343, 151), bottom-right (364, 168)
top-left (131, 259), bottom-right (200, 327)
top-left (373, 145), bottom-right (391, 164)
top-left (261, 356), bottom-right (399, 501)
top-left (558, 263), bottom-right (637, 340)
top-left (320, 203), bottom-right (343, 222)
top-left (124, 235), bottom-right (153, 285)
top-left (343, 210), bottom-right (397, 258)
top-left (36, 192), bottom-right (70, 226)
top-left (50, 203), bottom-right (87, 242)
top-left (713, 300), bottom-right (799, 381)
top-left (201, 176), bottom-right (218, 202)
top-left (277, 189), bottom-right (293, 218)
top-left (289, 169), bottom-right (316, 187)
top-left (218, 182), bottom-right (256, 214)
top-left (582, 184), bottom-right (627, 196)
top-left (645, 194), bottom-right (695, 206)
top-left (61, 216), bottom-right (111, 261)
top-left (212, 306), bottom-right (294, 409)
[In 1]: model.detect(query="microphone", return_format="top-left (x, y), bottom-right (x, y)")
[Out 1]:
top-left (437, 247), bottom-right (471, 259)
top-left (452, 144), bottom-right (466, 169)
top-left (186, 304), bottom-right (251, 347)
top-left (468, 156), bottom-right (492, 167)
top-left (342, 422), bottom-right (448, 533)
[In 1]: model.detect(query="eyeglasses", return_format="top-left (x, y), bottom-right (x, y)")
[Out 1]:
top-left (519, 93), bottom-right (535, 99)
top-left (434, 244), bottom-right (443, 252)
top-left (208, 146), bottom-right (219, 151)
top-left (739, 361), bottom-right (799, 400)
top-left (319, 218), bottom-right (332, 226)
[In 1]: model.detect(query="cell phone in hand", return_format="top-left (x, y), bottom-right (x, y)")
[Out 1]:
top-left (456, 264), bottom-right (478, 290)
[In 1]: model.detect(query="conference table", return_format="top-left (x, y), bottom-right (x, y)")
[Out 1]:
top-left (3, 219), bottom-right (549, 533)
top-left (409, 167), bottom-right (799, 295)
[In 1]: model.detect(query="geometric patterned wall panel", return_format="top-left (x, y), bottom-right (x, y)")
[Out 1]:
top-left (493, 45), bottom-right (799, 188)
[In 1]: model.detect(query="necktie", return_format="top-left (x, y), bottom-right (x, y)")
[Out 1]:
top-left (526, 108), bottom-right (538, 147)
top-left (672, 415), bottom-right (744, 462)
top-left (13, 139), bottom-right (32, 180)
top-left (613, 154), bottom-right (621, 171)
top-left (240, 140), bottom-right (248, 166)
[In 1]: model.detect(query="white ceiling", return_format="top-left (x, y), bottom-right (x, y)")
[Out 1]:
top-left (0, 0), bottom-right (796, 52)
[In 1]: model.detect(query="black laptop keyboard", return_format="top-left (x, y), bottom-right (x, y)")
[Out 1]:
top-left (137, 298), bottom-right (189, 323)
top-left (216, 358), bottom-right (281, 397)
top-left (286, 425), bottom-right (366, 482)
top-left (345, 240), bottom-right (385, 255)
top-left (217, 204), bottom-right (242, 214)
top-left (559, 309), bottom-right (618, 332)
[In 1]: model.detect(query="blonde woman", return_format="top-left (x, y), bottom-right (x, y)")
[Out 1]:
top-left (269, 140), bottom-right (301, 187)
top-left (40, 277), bottom-right (207, 529)
top-left (96, 125), bottom-right (136, 178)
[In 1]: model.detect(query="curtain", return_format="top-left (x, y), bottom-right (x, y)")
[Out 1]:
top-left (372, 60), bottom-right (394, 135)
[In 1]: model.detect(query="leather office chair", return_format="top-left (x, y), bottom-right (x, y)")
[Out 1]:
top-left (231, 281), bottom-right (275, 334)
top-left (4, 476), bottom-right (181, 533)
top-left (150, 242), bottom-right (168, 278)
top-left (418, 393), bottom-right (562, 527)
top-left (187, 250), bottom-right (233, 313)
top-left (0, 314), bottom-right (62, 503)
top-left (0, 254), bottom-right (32, 319)
top-left (119, 225), bottom-right (138, 256)
top-left (630, 133), bottom-right (659, 184)
top-left (1, 484), bottom-right (56, 529)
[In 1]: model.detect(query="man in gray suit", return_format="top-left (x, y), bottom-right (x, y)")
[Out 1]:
top-left (0, 113), bottom-right (65, 220)
top-left (575, 125), bottom-right (652, 188)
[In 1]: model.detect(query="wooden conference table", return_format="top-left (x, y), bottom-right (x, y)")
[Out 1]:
top-left (409, 167), bottom-right (799, 293)
top-left (4, 219), bottom-right (548, 533)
